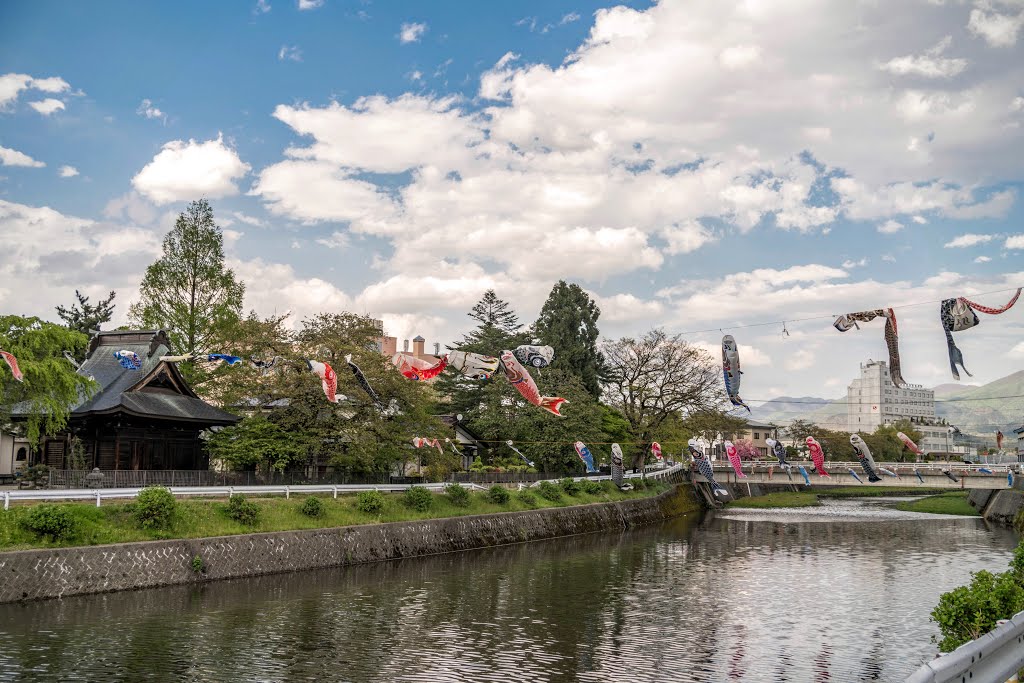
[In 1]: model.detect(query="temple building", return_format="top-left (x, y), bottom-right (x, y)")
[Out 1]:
top-left (17, 330), bottom-right (238, 471)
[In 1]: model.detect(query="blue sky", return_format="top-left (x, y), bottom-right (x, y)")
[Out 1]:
top-left (2, 0), bottom-right (1023, 408)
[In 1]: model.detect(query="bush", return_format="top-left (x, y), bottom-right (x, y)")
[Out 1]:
top-left (487, 485), bottom-right (511, 504)
top-left (21, 504), bottom-right (77, 541)
top-left (403, 486), bottom-right (433, 512)
top-left (226, 494), bottom-right (260, 526)
top-left (134, 486), bottom-right (177, 530)
top-left (537, 480), bottom-right (562, 502)
top-left (631, 478), bottom-right (646, 490)
top-left (356, 490), bottom-right (385, 514)
top-left (580, 479), bottom-right (603, 495)
top-left (559, 477), bottom-right (581, 495)
top-left (300, 496), bottom-right (325, 518)
top-left (445, 483), bottom-right (470, 508)
top-left (516, 489), bottom-right (537, 508)
top-left (191, 555), bottom-right (205, 574)
top-left (931, 541), bottom-right (1024, 652)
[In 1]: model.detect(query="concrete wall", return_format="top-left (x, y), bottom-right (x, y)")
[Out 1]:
top-left (969, 486), bottom-right (1024, 527)
top-left (0, 485), bottom-right (702, 604)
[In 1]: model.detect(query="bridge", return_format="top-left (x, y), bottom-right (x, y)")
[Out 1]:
top-left (699, 460), bottom-right (1017, 490)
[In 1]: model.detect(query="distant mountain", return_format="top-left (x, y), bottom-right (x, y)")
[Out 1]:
top-left (750, 370), bottom-right (1024, 435)
top-left (934, 369), bottom-right (1024, 435)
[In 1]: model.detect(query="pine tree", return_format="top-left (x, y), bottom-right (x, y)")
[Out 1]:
top-left (129, 199), bottom-right (244, 372)
top-left (468, 289), bottom-right (522, 334)
top-left (533, 281), bottom-right (603, 396)
top-left (56, 290), bottom-right (116, 337)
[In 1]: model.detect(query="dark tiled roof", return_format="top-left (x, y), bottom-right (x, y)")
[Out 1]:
top-left (71, 330), bottom-right (237, 425)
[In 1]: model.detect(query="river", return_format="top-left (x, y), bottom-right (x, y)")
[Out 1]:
top-left (0, 497), bottom-right (1017, 682)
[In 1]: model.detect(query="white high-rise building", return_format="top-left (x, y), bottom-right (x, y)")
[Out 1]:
top-left (846, 360), bottom-right (935, 433)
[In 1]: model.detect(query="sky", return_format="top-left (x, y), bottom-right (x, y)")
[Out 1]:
top-left (1, 0), bottom-right (1023, 405)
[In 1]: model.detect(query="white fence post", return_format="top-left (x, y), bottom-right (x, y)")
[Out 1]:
top-left (3, 491), bottom-right (8, 511)
top-left (95, 491), bottom-right (101, 507)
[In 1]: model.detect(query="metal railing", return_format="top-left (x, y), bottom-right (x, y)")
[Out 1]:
top-left (710, 460), bottom-right (1018, 475)
top-left (46, 469), bottom-right (401, 489)
top-left (905, 609), bottom-right (1024, 683)
top-left (526, 462), bottom-right (685, 487)
top-left (2, 482), bottom-right (487, 510)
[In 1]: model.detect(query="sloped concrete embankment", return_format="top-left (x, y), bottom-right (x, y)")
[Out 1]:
top-left (968, 482), bottom-right (1024, 527)
top-left (0, 485), bottom-right (702, 604)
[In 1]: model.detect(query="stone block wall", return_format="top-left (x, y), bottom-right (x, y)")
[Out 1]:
top-left (0, 485), bottom-right (701, 604)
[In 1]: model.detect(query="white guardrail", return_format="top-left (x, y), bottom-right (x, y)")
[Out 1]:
top-left (527, 462), bottom-right (686, 487)
top-left (1, 465), bottom-right (688, 510)
top-left (2, 482), bottom-right (489, 510)
top-left (905, 610), bottom-right (1024, 683)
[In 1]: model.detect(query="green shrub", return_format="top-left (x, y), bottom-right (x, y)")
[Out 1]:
top-left (516, 489), bottom-right (537, 508)
top-left (191, 555), bottom-right (205, 574)
top-left (559, 477), bottom-right (581, 495)
top-left (403, 486), bottom-right (433, 512)
top-left (21, 504), bottom-right (78, 541)
top-left (931, 541), bottom-right (1024, 652)
top-left (134, 486), bottom-right (177, 530)
top-left (445, 483), bottom-right (470, 508)
top-left (487, 485), bottom-right (511, 504)
top-left (537, 480), bottom-right (562, 502)
top-left (356, 490), bottom-right (385, 514)
top-left (299, 496), bottom-right (325, 518)
top-left (226, 494), bottom-right (260, 526)
top-left (580, 479), bottom-right (603, 495)
top-left (631, 477), bottom-right (646, 490)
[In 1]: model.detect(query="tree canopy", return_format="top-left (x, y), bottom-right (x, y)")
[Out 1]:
top-left (55, 289), bottom-right (116, 337)
top-left (129, 199), bottom-right (244, 368)
top-left (0, 315), bottom-right (96, 447)
top-left (533, 280), bottom-right (603, 397)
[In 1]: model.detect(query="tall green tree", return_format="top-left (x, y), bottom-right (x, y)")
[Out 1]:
top-left (533, 281), bottom-right (604, 396)
top-left (0, 316), bottom-right (96, 447)
top-left (55, 290), bottom-right (116, 336)
top-left (129, 199), bottom-right (244, 363)
top-left (436, 290), bottom-right (530, 418)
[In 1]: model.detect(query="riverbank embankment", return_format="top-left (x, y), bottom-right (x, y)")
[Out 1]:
top-left (0, 484), bottom-right (701, 604)
top-left (967, 484), bottom-right (1024, 529)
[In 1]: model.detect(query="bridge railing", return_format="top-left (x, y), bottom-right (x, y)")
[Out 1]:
top-left (904, 609), bottom-right (1024, 683)
top-left (711, 460), bottom-right (1016, 474)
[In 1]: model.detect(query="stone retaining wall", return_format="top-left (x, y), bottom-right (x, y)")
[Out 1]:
top-left (969, 488), bottom-right (1024, 527)
top-left (0, 485), bottom-right (701, 604)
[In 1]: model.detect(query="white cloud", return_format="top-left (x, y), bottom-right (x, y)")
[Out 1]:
top-left (297, 0), bottom-right (323, 9)
top-left (1006, 234), bottom-right (1024, 249)
top-left (254, 0), bottom-right (271, 13)
top-left (0, 199), bottom-right (161, 320)
top-left (967, 4), bottom-right (1024, 47)
top-left (945, 233), bottom-right (995, 247)
top-left (878, 36), bottom-right (967, 78)
top-left (882, 254), bottom-right (897, 263)
top-left (58, 165), bottom-right (79, 178)
top-left (0, 73), bottom-right (70, 109)
top-left (1010, 341), bottom-right (1024, 359)
top-left (842, 258), bottom-right (868, 268)
top-left (593, 293), bottom-right (665, 323)
top-left (0, 144), bottom-right (45, 167)
top-left (132, 134), bottom-right (251, 204)
top-left (560, 12), bottom-right (581, 25)
top-left (877, 219), bottom-right (904, 234)
top-left (974, 255), bottom-right (992, 263)
top-left (278, 45), bottom-right (302, 62)
top-left (399, 22), bottom-right (427, 44)
top-left (231, 211), bottom-right (263, 226)
top-left (785, 348), bottom-right (816, 371)
top-left (28, 98), bottom-right (65, 115)
top-left (1012, 96), bottom-right (1024, 112)
top-left (719, 44), bottom-right (763, 70)
top-left (136, 99), bottom-right (166, 122)
top-left (912, 215), bottom-right (928, 224)
top-left (660, 221), bottom-right (714, 254)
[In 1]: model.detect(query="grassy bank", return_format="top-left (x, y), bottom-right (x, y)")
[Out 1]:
top-left (893, 491), bottom-right (979, 516)
top-left (0, 481), bottom-right (669, 552)
top-left (727, 487), bottom-right (948, 509)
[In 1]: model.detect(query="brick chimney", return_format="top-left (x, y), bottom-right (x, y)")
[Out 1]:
top-left (381, 336), bottom-right (397, 356)
top-left (403, 339), bottom-right (409, 352)
top-left (412, 335), bottom-right (425, 357)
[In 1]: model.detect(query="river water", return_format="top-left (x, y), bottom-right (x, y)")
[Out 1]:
top-left (0, 497), bottom-right (1017, 682)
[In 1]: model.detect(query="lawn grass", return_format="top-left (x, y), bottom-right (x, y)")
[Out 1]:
top-left (893, 491), bottom-right (979, 516)
top-left (817, 487), bottom-right (946, 499)
top-left (0, 480), bottom-right (669, 552)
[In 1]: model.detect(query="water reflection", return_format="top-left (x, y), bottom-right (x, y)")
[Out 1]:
top-left (0, 503), bottom-right (1016, 682)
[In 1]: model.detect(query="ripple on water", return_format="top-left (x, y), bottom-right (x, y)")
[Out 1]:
top-left (0, 502), bottom-right (1017, 682)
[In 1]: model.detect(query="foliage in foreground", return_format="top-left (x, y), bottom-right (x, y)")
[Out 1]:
top-left (225, 495), bottom-right (260, 526)
top-left (19, 504), bottom-right (78, 541)
top-left (931, 542), bottom-right (1024, 652)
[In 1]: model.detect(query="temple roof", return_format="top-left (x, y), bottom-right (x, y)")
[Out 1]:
top-left (69, 330), bottom-right (239, 426)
